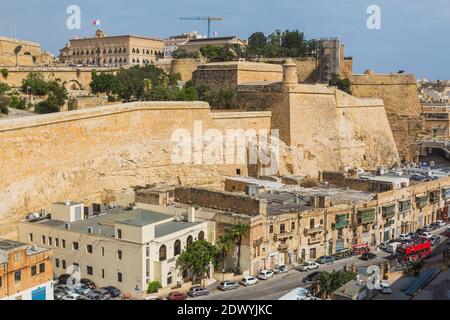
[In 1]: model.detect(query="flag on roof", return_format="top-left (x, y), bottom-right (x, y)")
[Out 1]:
top-left (92, 19), bottom-right (101, 26)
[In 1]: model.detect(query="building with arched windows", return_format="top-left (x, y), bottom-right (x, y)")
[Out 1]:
top-left (59, 30), bottom-right (164, 67)
top-left (18, 202), bottom-right (214, 298)
top-left (0, 36), bottom-right (54, 67)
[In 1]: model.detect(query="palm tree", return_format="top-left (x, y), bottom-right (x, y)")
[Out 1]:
top-left (410, 259), bottom-right (425, 277)
top-left (229, 223), bottom-right (250, 275)
top-left (216, 233), bottom-right (235, 271)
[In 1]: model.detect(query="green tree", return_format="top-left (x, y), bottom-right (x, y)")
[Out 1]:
top-left (172, 49), bottom-right (200, 59)
top-left (216, 232), bottom-right (236, 270)
top-left (316, 271), bottom-right (357, 299)
top-left (34, 94), bottom-right (64, 114)
top-left (0, 96), bottom-right (10, 115)
top-left (0, 82), bottom-right (10, 95)
top-left (200, 45), bottom-right (222, 61)
top-left (329, 73), bottom-right (352, 95)
top-left (228, 223), bottom-right (250, 274)
top-left (176, 240), bottom-right (219, 281)
top-left (21, 72), bottom-right (49, 95)
top-left (1, 68), bottom-right (8, 79)
top-left (147, 281), bottom-right (162, 294)
top-left (248, 32), bottom-right (267, 56)
top-left (9, 96), bottom-right (27, 110)
top-left (281, 29), bottom-right (306, 57)
top-left (90, 71), bottom-right (118, 94)
top-left (410, 259), bottom-right (425, 277)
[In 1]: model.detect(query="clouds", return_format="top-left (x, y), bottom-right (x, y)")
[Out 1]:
top-left (0, 0), bottom-right (448, 79)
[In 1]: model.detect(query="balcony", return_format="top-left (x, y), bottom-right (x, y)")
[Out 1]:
top-left (274, 231), bottom-right (294, 241)
top-left (398, 200), bottom-right (411, 213)
top-left (333, 221), bottom-right (349, 229)
top-left (429, 191), bottom-right (440, 204)
top-left (358, 209), bottom-right (376, 224)
top-left (442, 187), bottom-right (450, 200)
top-left (308, 236), bottom-right (323, 245)
top-left (278, 243), bottom-right (289, 251)
top-left (416, 196), bottom-right (428, 209)
top-left (382, 205), bottom-right (396, 219)
top-left (304, 226), bottom-right (324, 236)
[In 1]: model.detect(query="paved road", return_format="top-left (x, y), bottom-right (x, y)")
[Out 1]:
top-left (194, 226), bottom-right (449, 301)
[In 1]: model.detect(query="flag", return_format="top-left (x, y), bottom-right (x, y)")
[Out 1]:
top-left (92, 19), bottom-right (101, 26)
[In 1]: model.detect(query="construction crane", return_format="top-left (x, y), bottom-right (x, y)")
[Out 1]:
top-left (179, 17), bottom-right (224, 38)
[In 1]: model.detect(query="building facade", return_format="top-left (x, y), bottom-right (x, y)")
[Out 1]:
top-left (59, 30), bottom-right (165, 67)
top-left (18, 202), bottom-right (214, 297)
top-left (0, 239), bottom-right (53, 300)
top-left (0, 36), bottom-right (53, 67)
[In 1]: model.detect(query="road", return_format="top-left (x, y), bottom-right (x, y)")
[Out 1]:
top-left (194, 226), bottom-right (449, 300)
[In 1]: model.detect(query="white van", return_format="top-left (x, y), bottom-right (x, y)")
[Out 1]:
top-left (386, 242), bottom-right (401, 253)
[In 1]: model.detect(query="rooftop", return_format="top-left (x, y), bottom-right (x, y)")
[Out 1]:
top-left (0, 239), bottom-right (27, 252)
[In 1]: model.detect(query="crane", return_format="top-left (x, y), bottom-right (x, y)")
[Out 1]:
top-left (179, 17), bottom-right (224, 38)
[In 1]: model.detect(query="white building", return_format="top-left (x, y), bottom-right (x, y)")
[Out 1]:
top-left (18, 202), bottom-right (215, 297)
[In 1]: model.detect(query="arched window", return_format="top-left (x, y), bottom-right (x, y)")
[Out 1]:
top-left (167, 271), bottom-right (172, 285)
top-left (186, 235), bottom-right (193, 248)
top-left (103, 49), bottom-right (107, 54)
top-left (80, 50), bottom-right (84, 55)
top-left (118, 48), bottom-right (122, 53)
top-left (114, 58), bottom-right (118, 63)
top-left (96, 48), bottom-right (100, 54)
top-left (146, 49), bottom-right (149, 55)
top-left (119, 58), bottom-right (122, 63)
top-left (137, 59), bottom-right (140, 63)
top-left (109, 58), bottom-right (113, 64)
top-left (132, 58), bottom-right (135, 63)
top-left (114, 48), bottom-right (118, 53)
top-left (150, 50), bottom-right (153, 55)
top-left (91, 50), bottom-right (94, 55)
top-left (103, 59), bottom-right (106, 64)
top-left (132, 48), bottom-right (135, 53)
top-left (174, 240), bottom-right (181, 256)
top-left (109, 48), bottom-right (112, 54)
top-left (198, 231), bottom-right (205, 241)
top-left (123, 48), bottom-right (127, 53)
top-left (123, 58), bottom-right (127, 64)
top-left (159, 245), bottom-right (167, 261)
top-left (136, 48), bottom-right (140, 54)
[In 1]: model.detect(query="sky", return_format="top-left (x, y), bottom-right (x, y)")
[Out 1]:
top-left (1, 0), bottom-right (449, 79)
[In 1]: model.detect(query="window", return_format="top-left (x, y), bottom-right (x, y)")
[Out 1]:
top-left (62, 239), bottom-right (66, 248)
top-left (118, 272), bottom-right (123, 283)
top-left (55, 259), bottom-right (60, 268)
top-left (186, 235), bottom-right (193, 248)
top-left (291, 221), bottom-right (295, 230)
top-left (159, 245), bottom-right (167, 261)
top-left (42, 235), bottom-right (46, 245)
top-left (39, 263), bottom-right (45, 273)
top-left (29, 233), bottom-right (33, 242)
top-left (236, 169), bottom-right (241, 176)
top-left (102, 269), bottom-right (105, 279)
top-left (174, 240), bottom-right (181, 256)
top-left (86, 266), bottom-right (93, 276)
top-left (309, 219), bottom-right (315, 229)
top-left (117, 229), bottom-right (122, 239)
top-left (0, 276), bottom-right (2, 288)
top-left (72, 242), bottom-right (79, 251)
top-left (87, 244), bottom-right (93, 254)
top-left (146, 246), bottom-right (150, 257)
top-left (167, 272), bottom-right (173, 285)
top-left (62, 260), bottom-right (66, 269)
top-left (31, 265), bottom-right (37, 276)
top-left (269, 225), bottom-right (274, 234)
top-left (280, 224), bottom-right (286, 234)
top-left (198, 231), bottom-right (205, 241)
top-left (101, 247), bottom-right (105, 256)
top-left (14, 253), bottom-right (20, 261)
top-left (49, 237), bottom-right (53, 246)
top-left (55, 238), bottom-right (59, 247)
top-left (117, 250), bottom-right (123, 260)
top-left (14, 271), bottom-right (21, 282)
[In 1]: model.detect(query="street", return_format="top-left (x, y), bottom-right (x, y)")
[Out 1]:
top-left (195, 226), bottom-right (449, 300)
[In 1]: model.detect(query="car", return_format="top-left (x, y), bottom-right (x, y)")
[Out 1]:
top-left (298, 261), bottom-right (320, 271)
top-left (379, 282), bottom-right (392, 294)
top-left (53, 288), bottom-right (66, 300)
top-left (91, 288), bottom-right (111, 300)
top-left (429, 223), bottom-right (440, 230)
top-left (167, 291), bottom-right (187, 301)
top-left (386, 242), bottom-right (402, 253)
top-left (420, 231), bottom-right (433, 239)
top-left (187, 287), bottom-right (209, 297)
top-left (240, 276), bottom-right (258, 286)
top-left (399, 233), bottom-right (412, 241)
top-left (54, 284), bottom-right (74, 295)
top-left (316, 256), bottom-right (335, 264)
top-left (80, 278), bottom-right (97, 290)
top-left (86, 292), bottom-right (105, 300)
top-left (379, 239), bottom-right (399, 250)
top-left (57, 274), bottom-right (75, 286)
top-left (302, 271), bottom-right (321, 284)
top-left (430, 235), bottom-right (441, 246)
top-left (332, 249), bottom-right (353, 260)
top-left (217, 281), bottom-right (239, 291)
top-left (63, 293), bottom-right (82, 300)
top-left (436, 220), bottom-right (447, 227)
top-left (257, 270), bottom-right (274, 280)
top-left (102, 286), bottom-right (121, 298)
top-left (73, 283), bottom-right (91, 295)
top-left (272, 264), bottom-right (288, 274)
top-left (361, 252), bottom-right (377, 261)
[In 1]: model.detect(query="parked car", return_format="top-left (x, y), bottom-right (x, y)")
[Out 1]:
top-left (430, 235), bottom-right (441, 246)
top-left (386, 242), bottom-right (402, 254)
top-left (298, 261), bottom-right (320, 271)
top-left (187, 287), bottom-right (209, 297)
top-left (332, 249), bottom-right (353, 260)
top-left (436, 220), bottom-right (447, 227)
top-left (102, 286), bottom-right (121, 298)
top-left (273, 264), bottom-right (288, 274)
top-left (379, 239), bottom-right (399, 250)
top-left (91, 288), bottom-right (111, 300)
top-left (54, 284), bottom-right (74, 295)
top-left (86, 292), bottom-right (105, 300)
top-left (217, 281), bottom-right (239, 291)
top-left (302, 271), bottom-right (321, 284)
top-left (240, 276), bottom-right (258, 286)
top-left (379, 282), bottom-right (392, 294)
top-left (80, 278), bottom-right (97, 290)
top-left (63, 293), bottom-right (82, 300)
top-left (399, 233), bottom-right (412, 241)
top-left (167, 291), bottom-right (187, 301)
top-left (57, 274), bottom-right (75, 285)
top-left (257, 270), bottom-right (274, 280)
top-left (361, 252), bottom-right (377, 261)
top-left (53, 288), bottom-right (66, 300)
top-left (73, 283), bottom-right (91, 295)
top-left (429, 223), bottom-right (440, 230)
top-left (420, 231), bottom-right (433, 239)
top-left (316, 256), bottom-right (335, 264)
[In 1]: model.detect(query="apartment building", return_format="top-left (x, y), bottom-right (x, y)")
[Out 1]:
top-left (0, 239), bottom-right (53, 300)
top-left (18, 201), bottom-right (214, 297)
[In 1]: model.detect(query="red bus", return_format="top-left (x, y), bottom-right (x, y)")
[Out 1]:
top-left (396, 240), bottom-right (431, 264)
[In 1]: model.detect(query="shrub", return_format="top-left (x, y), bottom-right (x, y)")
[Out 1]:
top-left (1, 68), bottom-right (8, 79)
top-left (0, 96), bottom-right (10, 115)
top-left (9, 96), bottom-right (27, 110)
top-left (0, 82), bottom-right (10, 95)
top-left (147, 281), bottom-right (162, 294)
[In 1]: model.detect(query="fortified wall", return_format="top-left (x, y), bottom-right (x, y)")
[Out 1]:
top-left (237, 60), bottom-right (400, 176)
top-left (350, 74), bottom-right (424, 163)
top-left (0, 102), bottom-right (271, 238)
top-left (170, 58), bottom-right (205, 83)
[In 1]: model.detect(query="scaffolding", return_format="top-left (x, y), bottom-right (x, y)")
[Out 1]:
top-left (316, 37), bottom-right (342, 84)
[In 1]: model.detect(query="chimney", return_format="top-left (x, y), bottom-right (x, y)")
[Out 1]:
top-left (187, 207), bottom-right (196, 223)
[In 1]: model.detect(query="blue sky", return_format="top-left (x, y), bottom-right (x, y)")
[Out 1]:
top-left (1, 0), bottom-right (449, 79)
